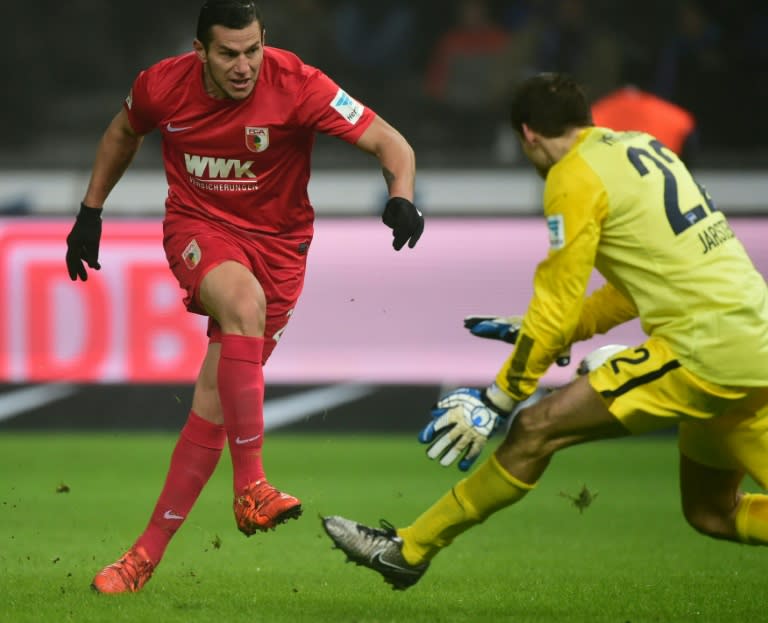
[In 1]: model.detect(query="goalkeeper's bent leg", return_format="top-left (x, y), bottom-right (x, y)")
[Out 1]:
top-left (735, 494), bottom-right (768, 544)
top-left (398, 453), bottom-right (535, 565)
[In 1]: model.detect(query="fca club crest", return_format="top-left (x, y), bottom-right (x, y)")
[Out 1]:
top-left (245, 127), bottom-right (269, 152)
top-left (182, 239), bottom-right (201, 270)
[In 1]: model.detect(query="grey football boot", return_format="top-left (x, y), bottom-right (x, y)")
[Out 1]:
top-left (322, 516), bottom-right (429, 590)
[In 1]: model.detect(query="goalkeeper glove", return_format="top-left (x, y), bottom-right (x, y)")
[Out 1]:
top-left (418, 384), bottom-right (517, 471)
top-left (382, 197), bottom-right (424, 250)
top-left (464, 314), bottom-right (521, 343)
top-left (464, 315), bottom-right (572, 367)
top-left (66, 203), bottom-right (103, 281)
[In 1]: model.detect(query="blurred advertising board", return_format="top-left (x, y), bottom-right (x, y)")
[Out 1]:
top-left (0, 217), bottom-right (765, 385)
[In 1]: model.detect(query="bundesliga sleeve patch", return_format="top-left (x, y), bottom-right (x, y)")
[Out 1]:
top-left (547, 214), bottom-right (565, 250)
top-left (330, 89), bottom-right (364, 125)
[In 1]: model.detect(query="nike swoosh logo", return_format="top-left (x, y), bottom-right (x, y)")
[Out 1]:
top-left (0, 383), bottom-right (374, 429)
top-left (235, 434), bottom-right (261, 445)
top-left (166, 122), bottom-right (192, 133)
top-left (163, 510), bottom-right (185, 520)
top-left (262, 384), bottom-right (374, 430)
top-left (0, 384), bottom-right (77, 423)
top-left (371, 550), bottom-right (420, 575)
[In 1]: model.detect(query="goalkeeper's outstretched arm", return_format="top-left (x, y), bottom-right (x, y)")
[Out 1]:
top-left (464, 315), bottom-right (572, 366)
top-left (466, 282), bottom-right (636, 360)
top-left (571, 283), bottom-right (637, 343)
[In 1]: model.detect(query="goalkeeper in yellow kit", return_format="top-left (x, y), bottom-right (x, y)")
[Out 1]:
top-left (322, 72), bottom-right (768, 590)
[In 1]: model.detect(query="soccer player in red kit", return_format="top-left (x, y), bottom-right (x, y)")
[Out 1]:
top-left (65, 0), bottom-right (423, 594)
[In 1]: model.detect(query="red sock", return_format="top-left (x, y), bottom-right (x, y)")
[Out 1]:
top-left (134, 411), bottom-right (225, 564)
top-left (218, 334), bottom-right (266, 493)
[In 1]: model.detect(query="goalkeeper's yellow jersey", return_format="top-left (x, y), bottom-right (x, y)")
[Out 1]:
top-left (496, 127), bottom-right (768, 400)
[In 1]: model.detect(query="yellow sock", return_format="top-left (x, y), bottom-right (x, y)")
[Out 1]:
top-left (398, 454), bottom-right (535, 565)
top-left (735, 493), bottom-right (768, 544)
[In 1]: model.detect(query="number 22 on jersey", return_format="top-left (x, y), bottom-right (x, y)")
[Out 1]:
top-left (627, 139), bottom-right (716, 236)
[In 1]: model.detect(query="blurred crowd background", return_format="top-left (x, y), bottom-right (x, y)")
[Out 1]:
top-left (4, 0), bottom-right (768, 169)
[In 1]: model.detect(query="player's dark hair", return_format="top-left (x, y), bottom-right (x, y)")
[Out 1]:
top-left (509, 73), bottom-right (592, 138)
top-left (196, 0), bottom-right (264, 49)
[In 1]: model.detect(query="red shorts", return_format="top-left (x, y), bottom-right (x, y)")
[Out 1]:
top-left (162, 215), bottom-right (311, 363)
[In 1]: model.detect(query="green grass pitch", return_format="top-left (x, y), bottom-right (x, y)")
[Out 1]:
top-left (1, 431), bottom-right (764, 623)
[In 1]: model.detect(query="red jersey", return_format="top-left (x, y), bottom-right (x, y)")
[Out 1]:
top-left (123, 48), bottom-right (376, 236)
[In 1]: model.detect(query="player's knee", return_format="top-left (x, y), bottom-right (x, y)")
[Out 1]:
top-left (682, 503), bottom-right (735, 540)
top-left (216, 293), bottom-right (266, 335)
top-left (232, 297), bottom-right (266, 330)
top-left (200, 266), bottom-right (267, 335)
top-left (503, 405), bottom-right (559, 460)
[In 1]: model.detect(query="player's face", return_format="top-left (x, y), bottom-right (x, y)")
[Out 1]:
top-left (195, 22), bottom-right (265, 100)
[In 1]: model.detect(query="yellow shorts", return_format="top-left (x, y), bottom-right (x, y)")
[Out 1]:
top-left (588, 336), bottom-right (768, 486)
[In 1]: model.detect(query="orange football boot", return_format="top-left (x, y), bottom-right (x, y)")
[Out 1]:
top-left (91, 546), bottom-right (155, 594)
top-left (234, 480), bottom-right (303, 535)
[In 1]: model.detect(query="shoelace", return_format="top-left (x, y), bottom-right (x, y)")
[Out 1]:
top-left (355, 519), bottom-right (397, 539)
top-left (113, 553), bottom-right (151, 589)
top-left (240, 482), bottom-right (281, 510)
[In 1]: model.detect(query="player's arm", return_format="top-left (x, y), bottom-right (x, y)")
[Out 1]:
top-left (66, 108), bottom-right (146, 281)
top-left (420, 232), bottom-right (601, 470)
top-left (491, 214), bottom-right (599, 405)
top-left (570, 281), bottom-right (637, 343)
top-left (355, 115), bottom-right (423, 250)
top-left (463, 314), bottom-right (573, 366)
top-left (294, 67), bottom-right (422, 249)
top-left (355, 115), bottom-right (415, 201)
top-left (420, 162), bottom-right (607, 470)
top-left (467, 279), bottom-right (635, 355)
top-left (83, 107), bottom-right (145, 209)
top-left (491, 161), bottom-right (609, 403)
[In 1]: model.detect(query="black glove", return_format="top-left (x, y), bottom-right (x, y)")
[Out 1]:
top-left (382, 197), bottom-right (424, 250)
top-left (66, 203), bottom-right (103, 281)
